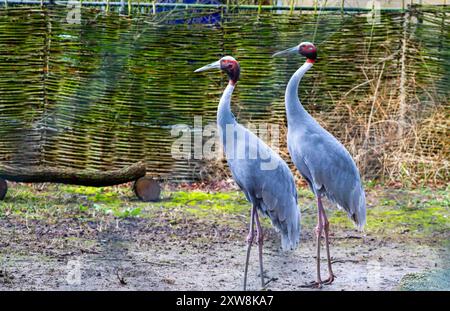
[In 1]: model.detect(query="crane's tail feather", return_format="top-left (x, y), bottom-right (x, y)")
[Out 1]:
top-left (281, 224), bottom-right (300, 251)
top-left (266, 204), bottom-right (301, 252)
top-left (286, 208), bottom-right (301, 251)
top-left (334, 184), bottom-right (366, 231)
top-left (349, 187), bottom-right (366, 231)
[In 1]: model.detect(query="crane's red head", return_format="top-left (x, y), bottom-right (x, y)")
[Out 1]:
top-left (272, 41), bottom-right (317, 63)
top-left (298, 42), bottom-right (317, 63)
top-left (194, 56), bottom-right (240, 85)
top-left (220, 56), bottom-right (240, 85)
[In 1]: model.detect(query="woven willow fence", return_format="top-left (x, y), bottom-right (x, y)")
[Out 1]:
top-left (0, 4), bottom-right (448, 185)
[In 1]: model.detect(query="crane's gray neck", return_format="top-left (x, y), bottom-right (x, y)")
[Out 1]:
top-left (217, 81), bottom-right (237, 145)
top-left (285, 61), bottom-right (314, 126)
top-left (217, 81), bottom-right (236, 128)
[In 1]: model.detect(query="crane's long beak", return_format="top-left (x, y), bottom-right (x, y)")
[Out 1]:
top-left (272, 45), bottom-right (299, 57)
top-left (194, 60), bottom-right (221, 73)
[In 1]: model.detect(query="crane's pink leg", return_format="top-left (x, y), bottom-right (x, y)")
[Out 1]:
top-left (301, 198), bottom-right (324, 289)
top-left (254, 209), bottom-right (265, 289)
top-left (243, 204), bottom-right (256, 291)
top-left (319, 198), bottom-right (335, 285)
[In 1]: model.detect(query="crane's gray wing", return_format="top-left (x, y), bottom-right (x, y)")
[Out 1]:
top-left (256, 156), bottom-right (300, 251)
top-left (300, 132), bottom-right (366, 229)
top-left (226, 125), bottom-right (300, 250)
top-left (253, 140), bottom-right (298, 213)
top-left (229, 170), bottom-right (251, 202)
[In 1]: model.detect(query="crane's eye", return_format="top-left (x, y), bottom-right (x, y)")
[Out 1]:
top-left (223, 61), bottom-right (234, 70)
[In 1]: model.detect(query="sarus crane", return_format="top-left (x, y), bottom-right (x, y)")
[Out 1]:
top-left (195, 56), bottom-right (300, 290)
top-left (273, 42), bottom-right (366, 288)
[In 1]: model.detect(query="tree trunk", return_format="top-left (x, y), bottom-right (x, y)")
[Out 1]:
top-left (0, 162), bottom-right (146, 187)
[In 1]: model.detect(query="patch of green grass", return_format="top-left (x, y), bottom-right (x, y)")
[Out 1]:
top-left (63, 185), bottom-right (122, 204)
top-left (364, 179), bottom-right (378, 189)
top-left (328, 189), bottom-right (450, 239)
top-left (297, 187), bottom-right (315, 200)
top-left (1, 184), bottom-right (448, 242)
top-left (0, 184), bottom-right (143, 220)
top-left (158, 191), bottom-right (249, 215)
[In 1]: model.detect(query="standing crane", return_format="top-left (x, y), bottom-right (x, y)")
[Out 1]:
top-left (195, 56), bottom-right (300, 290)
top-left (273, 42), bottom-right (366, 288)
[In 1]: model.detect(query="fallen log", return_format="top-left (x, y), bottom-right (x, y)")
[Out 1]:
top-left (0, 161), bottom-right (146, 187)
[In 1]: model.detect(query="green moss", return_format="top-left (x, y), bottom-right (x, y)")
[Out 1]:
top-left (63, 185), bottom-right (104, 196)
top-left (327, 190), bottom-right (450, 238)
top-left (159, 191), bottom-right (249, 215)
top-left (398, 269), bottom-right (450, 291)
top-left (297, 187), bottom-right (315, 199)
top-left (1, 184), bottom-right (448, 242)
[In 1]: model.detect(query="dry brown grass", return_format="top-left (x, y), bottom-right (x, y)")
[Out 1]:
top-left (314, 79), bottom-right (448, 187)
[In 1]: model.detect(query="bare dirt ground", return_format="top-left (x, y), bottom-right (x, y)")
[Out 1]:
top-left (0, 183), bottom-right (449, 291)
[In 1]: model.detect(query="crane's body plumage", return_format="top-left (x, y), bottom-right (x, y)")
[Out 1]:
top-left (196, 56), bottom-right (300, 290)
top-left (285, 61), bottom-right (366, 229)
top-left (274, 42), bottom-right (366, 287)
top-left (218, 83), bottom-right (300, 251)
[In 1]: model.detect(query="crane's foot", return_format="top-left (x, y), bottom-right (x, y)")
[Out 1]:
top-left (322, 274), bottom-right (336, 285)
top-left (257, 271), bottom-right (276, 285)
top-left (264, 276), bottom-right (278, 287)
top-left (300, 274), bottom-right (335, 288)
top-left (300, 280), bottom-right (323, 289)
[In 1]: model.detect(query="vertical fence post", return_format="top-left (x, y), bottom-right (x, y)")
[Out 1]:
top-left (40, 2), bottom-right (53, 167)
top-left (397, 7), bottom-right (409, 139)
top-left (289, 0), bottom-right (294, 14)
